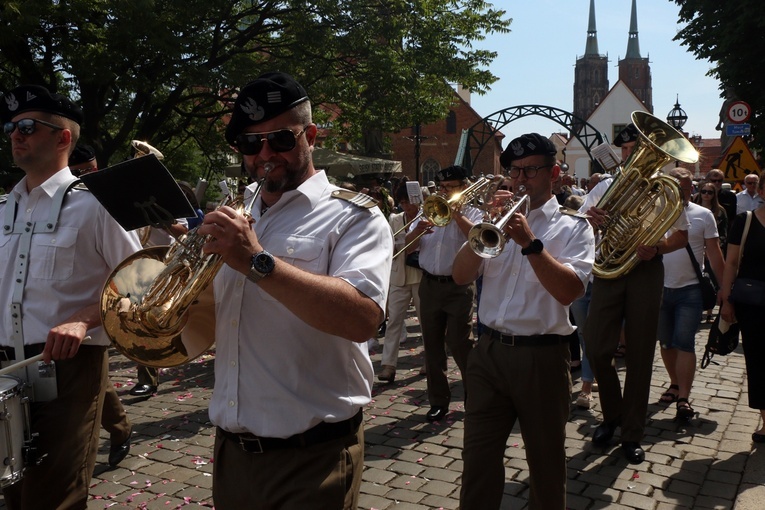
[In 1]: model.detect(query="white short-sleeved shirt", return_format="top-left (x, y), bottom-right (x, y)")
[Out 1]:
top-left (736, 191), bottom-right (765, 215)
top-left (209, 171), bottom-right (393, 438)
top-left (663, 202), bottom-right (718, 288)
top-left (416, 205), bottom-right (483, 276)
top-left (476, 196), bottom-right (595, 336)
top-left (0, 169), bottom-right (142, 347)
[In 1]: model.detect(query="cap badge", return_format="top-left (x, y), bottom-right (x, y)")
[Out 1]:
top-left (511, 140), bottom-right (524, 156)
top-left (5, 93), bottom-right (19, 112)
top-left (266, 91), bottom-right (282, 104)
top-left (241, 98), bottom-right (265, 121)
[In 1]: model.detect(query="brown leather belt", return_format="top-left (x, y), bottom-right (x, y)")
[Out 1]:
top-left (218, 409), bottom-right (363, 454)
top-left (484, 327), bottom-right (566, 347)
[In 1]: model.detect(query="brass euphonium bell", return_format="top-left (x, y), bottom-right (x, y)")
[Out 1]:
top-left (593, 111), bottom-right (699, 279)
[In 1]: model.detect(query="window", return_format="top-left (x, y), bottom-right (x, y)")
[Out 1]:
top-left (446, 111), bottom-right (457, 134)
top-left (422, 158), bottom-right (441, 184)
top-left (612, 124), bottom-right (627, 143)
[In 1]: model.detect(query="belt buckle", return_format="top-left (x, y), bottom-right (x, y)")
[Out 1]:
top-left (239, 436), bottom-right (264, 454)
top-left (503, 334), bottom-right (516, 346)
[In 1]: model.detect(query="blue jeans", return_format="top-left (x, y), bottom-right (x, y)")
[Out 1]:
top-left (570, 282), bottom-right (595, 384)
top-left (657, 284), bottom-right (703, 353)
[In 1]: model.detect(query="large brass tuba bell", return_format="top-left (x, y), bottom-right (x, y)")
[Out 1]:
top-left (593, 111), bottom-right (699, 279)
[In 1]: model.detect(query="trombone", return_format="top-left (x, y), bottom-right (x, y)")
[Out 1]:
top-left (392, 176), bottom-right (497, 259)
top-left (467, 186), bottom-right (530, 258)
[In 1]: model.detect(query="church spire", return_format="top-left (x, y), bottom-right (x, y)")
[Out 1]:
top-left (625, 0), bottom-right (641, 59)
top-left (584, 0), bottom-right (599, 55)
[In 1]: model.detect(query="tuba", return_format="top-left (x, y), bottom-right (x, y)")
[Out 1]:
top-left (100, 180), bottom-right (262, 367)
top-left (593, 111), bottom-right (699, 279)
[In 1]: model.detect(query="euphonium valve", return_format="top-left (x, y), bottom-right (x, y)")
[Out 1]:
top-left (468, 186), bottom-right (530, 258)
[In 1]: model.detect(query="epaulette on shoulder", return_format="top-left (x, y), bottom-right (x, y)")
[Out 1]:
top-left (0, 194), bottom-right (7, 205)
top-left (330, 189), bottom-right (378, 209)
top-left (72, 182), bottom-right (90, 192)
top-left (559, 206), bottom-right (589, 220)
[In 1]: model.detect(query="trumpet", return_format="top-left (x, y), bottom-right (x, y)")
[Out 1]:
top-left (467, 186), bottom-right (530, 258)
top-left (392, 176), bottom-right (498, 259)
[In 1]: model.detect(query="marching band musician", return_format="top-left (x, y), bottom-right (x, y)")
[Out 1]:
top-left (0, 85), bottom-right (141, 508)
top-left (196, 72), bottom-right (392, 509)
top-left (581, 124), bottom-right (689, 464)
top-left (405, 165), bottom-right (483, 423)
top-left (453, 133), bottom-right (595, 509)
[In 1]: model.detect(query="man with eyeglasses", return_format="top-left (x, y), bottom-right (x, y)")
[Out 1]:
top-left (736, 173), bottom-right (764, 214)
top-left (194, 72), bottom-right (392, 509)
top-left (0, 85), bottom-right (142, 508)
top-left (707, 168), bottom-right (737, 227)
top-left (404, 165), bottom-right (483, 423)
top-left (454, 133), bottom-right (594, 509)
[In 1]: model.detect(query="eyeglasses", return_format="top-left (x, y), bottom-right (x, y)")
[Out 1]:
top-left (439, 182), bottom-right (463, 191)
top-left (506, 164), bottom-right (552, 179)
top-left (745, 181), bottom-right (757, 186)
top-left (4, 118), bottom-right (64, 136)
top-left (234, 128), bottom-right (306, 155)
top-left (699, 189), bottom-right (715, 195)
top-left (708, 179), bottom-right (723, 184)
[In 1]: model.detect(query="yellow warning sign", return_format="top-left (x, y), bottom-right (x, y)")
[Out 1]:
top-left (720, 136), bottom-right (760, 184)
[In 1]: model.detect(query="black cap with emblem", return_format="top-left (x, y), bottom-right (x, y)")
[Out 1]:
top-left (1, 84), bottom-right (84, 124)
top-left (500, 133), bottom-right (557, 168)
top-left (225, 72), bottom-right (309, 145)
top-left (614, 124), bottom-right (638, 147)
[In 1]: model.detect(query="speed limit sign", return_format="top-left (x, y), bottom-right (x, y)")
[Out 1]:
top-left (727, 101), bottom-right (751, 123)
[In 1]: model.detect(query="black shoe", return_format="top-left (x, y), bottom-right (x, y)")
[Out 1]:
top-left (129, 384), bottom-right (157, 397)
top-left (621, 441), bottom-right (645, 464)
top-left (592, 421), bottom-right (619, 446)
top-left (108, 435), bottom-right (131, 467)
top-left (752, 432), bottom-right (765, 443)
top-left (426, 406), bottom-right (447, 422)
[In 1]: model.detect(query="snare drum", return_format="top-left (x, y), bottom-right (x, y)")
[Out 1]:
top-left (0, 375), bottom-right (28, 487)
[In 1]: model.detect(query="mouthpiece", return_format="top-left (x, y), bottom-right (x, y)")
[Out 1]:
top-left (264, 162), bottom-right (274, 173)
top-left (515, 185), bottom-right (526, 195)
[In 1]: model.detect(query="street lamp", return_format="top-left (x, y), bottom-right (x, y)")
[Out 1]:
top-left (666, 95), bottom-right (688, 130)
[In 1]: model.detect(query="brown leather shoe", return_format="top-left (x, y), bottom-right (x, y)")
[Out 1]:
top-left (377, 365), bottom-right (396, 383)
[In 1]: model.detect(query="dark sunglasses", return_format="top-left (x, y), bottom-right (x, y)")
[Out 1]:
top-left (699, 189), bottom-right (715, 195)
top-left (4, 118), bottom-right (65, 136)
top-left (234, 128), bottom-right (306, 155)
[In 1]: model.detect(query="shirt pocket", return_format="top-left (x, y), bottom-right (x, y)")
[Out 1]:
top-left (523, 238), bottom-right (566, 283)
top-left (30, 227), bottom-right (78, 281)
top-left (269, 234), bottom-right (325, 274)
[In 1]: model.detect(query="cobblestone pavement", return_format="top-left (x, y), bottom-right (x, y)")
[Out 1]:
top-left (1, 309), bottom-right (764, 509)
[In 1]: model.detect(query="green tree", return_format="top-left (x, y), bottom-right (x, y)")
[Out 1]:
top-left (0, 0), bottom-right (510, 180)
top-left (673, 0), bottom-right (765, 148)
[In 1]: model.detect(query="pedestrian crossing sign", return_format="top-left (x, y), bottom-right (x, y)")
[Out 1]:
top-left (719, 136), bottom-right (760, 183)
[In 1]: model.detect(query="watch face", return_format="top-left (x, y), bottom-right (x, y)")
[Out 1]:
top-left (253, 252), bottom-right (275, 274)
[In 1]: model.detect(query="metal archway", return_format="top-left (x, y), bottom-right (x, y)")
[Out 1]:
top-left (455, 105), bottom-right (605, 171)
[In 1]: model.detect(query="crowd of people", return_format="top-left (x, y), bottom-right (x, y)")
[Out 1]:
top-left (1, 76), bottom-right (764, 510)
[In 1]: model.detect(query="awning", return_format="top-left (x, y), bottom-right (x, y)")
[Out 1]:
top-left (312, 148), bottom-right (402, 178)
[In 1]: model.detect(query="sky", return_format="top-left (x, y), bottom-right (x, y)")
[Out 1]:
top-left (465, 0), bottom-right (724, 143)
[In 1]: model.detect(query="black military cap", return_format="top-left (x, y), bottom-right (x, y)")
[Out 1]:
top-left (438, 165), bottom-right (470, 181)
top-left (225, 72), bottom-right (309, 145)
top-left (1, 84), bottom-right (84, 124)
top-left (69, 144), bottom-right (96, 166)
top-left (500, 133), bottom-right (557, 167)
top-left (614, 124), bottom-right (638, 147)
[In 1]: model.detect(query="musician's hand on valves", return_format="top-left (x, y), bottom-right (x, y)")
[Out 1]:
top-left (502, 212), bottom-right (534, 248)
top-left (199, 205), bottom-right (261, 275)
top-left (586, 206), bottom-right (608, 228)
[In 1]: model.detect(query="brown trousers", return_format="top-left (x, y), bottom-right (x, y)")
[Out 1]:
top-left (212, 424), bottom-right (364, 510)
top-left (460, 335), bottom-right (571, 509)
top-left (100, 377), bottom-right (131, 444)
top-left (3, 345), bottom-right (108, 510)
top-left (418, 276), bottom-right (475, 407)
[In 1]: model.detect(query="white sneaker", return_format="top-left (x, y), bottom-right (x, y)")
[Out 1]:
top-left (575, 392), bottom-right (593, 409)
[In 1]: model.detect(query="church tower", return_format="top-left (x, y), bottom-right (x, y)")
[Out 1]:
top-left (573, 0), bottom-right (609, 132)
top-left (618, 0), bottom-right (653, 112)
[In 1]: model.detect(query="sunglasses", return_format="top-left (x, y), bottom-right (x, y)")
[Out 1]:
top-left (4, 118), bottom-right (65, 136)
top-left (234, 128), bottom-right (306, 155)
top-left (699, 189), bottom-right (715, 195)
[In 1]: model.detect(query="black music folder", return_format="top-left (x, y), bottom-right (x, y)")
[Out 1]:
top-left (80, 154), bottom-right (195, 231)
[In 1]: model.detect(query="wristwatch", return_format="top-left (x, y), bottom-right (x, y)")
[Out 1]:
top-left (521, 238), bottom-right (544, 256)
top-left (247, 250), bottom-right (275, 283)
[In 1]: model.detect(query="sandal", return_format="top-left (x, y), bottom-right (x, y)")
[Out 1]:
top-left (660, 384), bottom-right (679, 403)
top-left (676, 398), bottom-right (694, 421)
top-left (614, 344), bottom-right (626, 358)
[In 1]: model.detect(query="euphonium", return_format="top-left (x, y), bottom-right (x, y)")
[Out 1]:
top-left (593, 111), bottom-right (699, 279)
top-left (468, 185), bottom-right (530, 258)
top-left (100, 179), bottom-right (263, 367)
top-left (393, 176), bottom-right (498, 258)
